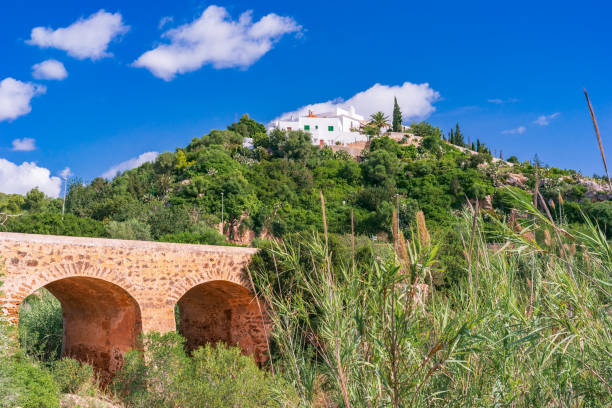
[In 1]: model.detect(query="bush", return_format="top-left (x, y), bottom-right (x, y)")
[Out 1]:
top-left (18, 288), bottom-right (63, 362)
top-left (106, 218), bottom-right (152, 241)
top-left (113, 332), bottom-right (296, 408)
top-left (159, 223), bottom-right (225, 245)
top-left (0, 353), bottom-right (60, 408)
top-left (0, 321), bottom-right (59, 408)
top-left (51, 358), bottom-right (96, 395)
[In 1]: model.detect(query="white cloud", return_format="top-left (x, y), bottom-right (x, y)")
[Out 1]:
top-left (32, 59), bottom-right (68, 80)
top-left (102, 151), bottom-right (159, 179)
top-left (533, 112), bottom-right (560, 126)
top-left (12, 138), bottom-right (36, 151)
top-left (158, 16), bottom-right (173, 29)
top-left (0, 78), bottom-right (46, 122)
top-left (502, 126), bottom-right (526, 135)
top-left (275, 82), bottom-right (440, 122)
top-left (0, 159), bottom-right (61, 197)
top-left (133, 5), bottom-right (302, 80)
top-left (27, 10), bottom-right (129, 60)
top-left (59, 167), bottom-right (73, 179)
top-left (488, 98), bottom-right (519, 104)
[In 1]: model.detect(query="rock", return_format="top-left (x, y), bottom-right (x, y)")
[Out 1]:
top-left (580, 178), bottom-right (612, 201)
top-left (506, 173), bottom-right (528, 187)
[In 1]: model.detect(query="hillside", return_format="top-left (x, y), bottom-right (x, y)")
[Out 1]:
top-left (3, 115), bottom-right (612, 406)
top-left (1, 115), bottom-right (611, 282)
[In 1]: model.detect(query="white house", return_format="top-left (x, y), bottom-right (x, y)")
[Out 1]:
top-left (270, 106), bottom-right (368, 146)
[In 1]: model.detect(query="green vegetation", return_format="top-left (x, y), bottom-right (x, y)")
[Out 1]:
top-left (2, 113), bottom-right (612, 406)
top-left (1, 114), bottom-right (609, 255)
top-left (18, 289), bottom-right (63, 362)
top-left (255, 194), bottom-right (612, 406)
top-left (392, 97), bottom-right (402, 132)
top-left (112, 332), bottom-right (294, 407)
top-left (1, 273), bottom-right (59, 408)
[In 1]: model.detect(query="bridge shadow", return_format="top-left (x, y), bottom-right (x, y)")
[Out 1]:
top-left (22, 276), bottom-right (142, 384)
top-left (176, 280), bottom-right (268, 364)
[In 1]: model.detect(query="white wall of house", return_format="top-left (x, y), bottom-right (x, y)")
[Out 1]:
top-left (270, 106), bottom-right (367, 146)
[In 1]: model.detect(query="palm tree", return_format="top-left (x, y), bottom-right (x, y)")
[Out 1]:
top-left (369, 111), bottom-right (390, 135)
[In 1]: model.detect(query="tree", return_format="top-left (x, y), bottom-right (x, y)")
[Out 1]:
top-left (24, 188), bottom-right (46, 212)
top-left (227, 114), bottom-right (266, 138)
top-left (392, 97), bottom-right (402, 132)
top-left (411, 122), bottom-right (442, 139)
top-left (361, 149), bottom-right (402, 185)
top-left (369, 112), bottom-right (390, 135)
top-left (361, 124), bottom-right (379, 141)
top-left (453, 123), bottom-right (465, 147)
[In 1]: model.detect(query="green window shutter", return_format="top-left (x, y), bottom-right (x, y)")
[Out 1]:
top-left (328, 125), bottom-right (334, 131)
top-left (304, 125), bottom-right (310, 130)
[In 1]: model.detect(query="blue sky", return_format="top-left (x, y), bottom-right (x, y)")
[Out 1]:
top-left (1, 0), bottom-right (611, 197)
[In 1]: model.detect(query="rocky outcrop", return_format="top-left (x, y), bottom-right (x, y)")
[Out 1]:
top-left (506, 173), bottom-right (528, 188)
top-left (580, 178), bottom-right (612, 201)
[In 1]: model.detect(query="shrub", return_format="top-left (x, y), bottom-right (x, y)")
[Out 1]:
top-left (0, 352), bottom-right (60, 408)
top-left (0, 319), bottom-right (59, 408)
top-left (106, 218), bottom-right (152, 241)
top-left (159, 223), bottom-right (225, 245)
top-left (18, 288), bottom-right (63, 362)
top-left (113, 332), bottom-right (296, 407)
top-left (51, 358), bottom-right (96, 395)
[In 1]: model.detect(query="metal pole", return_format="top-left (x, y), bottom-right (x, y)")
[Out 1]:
top-left (61, 178), bottom-right (67, 217)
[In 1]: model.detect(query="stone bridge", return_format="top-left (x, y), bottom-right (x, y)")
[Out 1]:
top-left (0, 232), bottom-right (267, 381)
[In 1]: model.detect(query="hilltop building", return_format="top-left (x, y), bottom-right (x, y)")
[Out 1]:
top-left (270, 106), bottom-right (368, 146)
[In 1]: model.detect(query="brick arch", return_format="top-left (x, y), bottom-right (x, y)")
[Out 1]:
top-left (176, 279), bottom-right (269, 364)
top-left (42, 276), bottom-right (142, 383)
top-left (3, 262), bottom-right (141, 325)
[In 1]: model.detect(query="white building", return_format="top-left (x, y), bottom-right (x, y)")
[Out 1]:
top-left (270, 106), bottom-right (368, 146)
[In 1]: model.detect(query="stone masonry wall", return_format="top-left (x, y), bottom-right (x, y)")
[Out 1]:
top-left (0, 232), bottom-right (264, 378)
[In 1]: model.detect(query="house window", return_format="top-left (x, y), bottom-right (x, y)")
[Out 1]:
top-left (328, 125), bottom-right (334, 131)
top-left (304, 125), bottom-right (310, 130)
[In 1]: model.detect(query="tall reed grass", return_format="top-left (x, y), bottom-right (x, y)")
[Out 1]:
top-left (257, 190), bottom-right (612, 407)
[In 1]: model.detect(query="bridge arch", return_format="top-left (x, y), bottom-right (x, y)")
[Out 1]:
top-left (41, 276), bottom-right (141, 382)
top-left (175, 280), bottom-right (268, 364)
top-left (11, 267), bottom-right (143, 382)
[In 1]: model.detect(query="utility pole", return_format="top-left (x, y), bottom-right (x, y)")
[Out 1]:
top-left (61, 177), bottom-right (67, 217)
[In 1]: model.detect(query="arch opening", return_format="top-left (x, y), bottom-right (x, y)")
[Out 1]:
top-left (176, 280), bottom-right (268, 364)
top-left (19, 276), bottom-right (142, 383)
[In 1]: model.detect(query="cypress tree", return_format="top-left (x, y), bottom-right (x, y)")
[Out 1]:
top-left (392, 97), bottom-right (402, 132)
top-left (455, 123), bottom-right (465, 147)
top-left (449, 129), bottom-right (454, 145)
